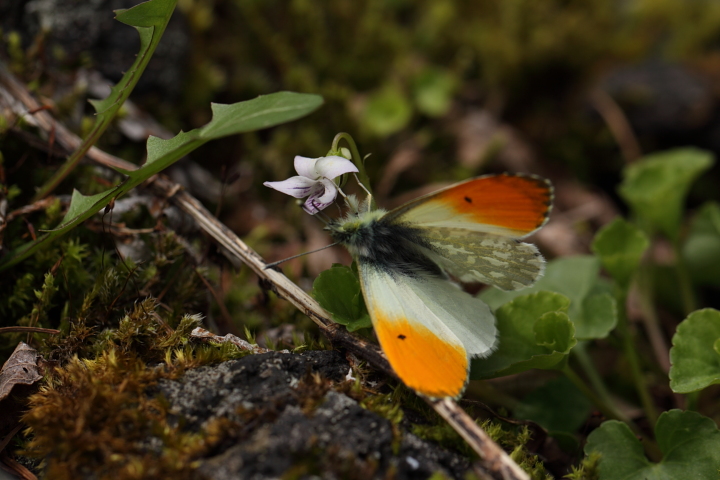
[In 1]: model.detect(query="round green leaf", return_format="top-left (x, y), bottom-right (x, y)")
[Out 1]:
top-left (471, 291), bottom-right (576, 379)
top-left (669, 308), bottom-right (720, 393)
top-left (618, 148), bottom-right (714, 240)
top-left (361, 86), bottom-right (413, 137)
top-left (586, 410), bottom-right (720, 480)
top-left (591, 217), bottom-right (649, 288)
top-left (412, 67), bottom-right (457, 117)
top-left (481, 256), bottom-right (617, 340)
top-left (312, 264), bottom-right (371, 331)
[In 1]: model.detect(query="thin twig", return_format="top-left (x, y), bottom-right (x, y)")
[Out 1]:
top-left (5, 197), bottom-right (60, 224)
top-left (0, 62), bottom-right (138, 174)
top-left (0, 327), bottom-right (60, 335)
top-left (190, 326), bottom-right (271, 354)
top-left (0, 61), bottom-right (529, 480)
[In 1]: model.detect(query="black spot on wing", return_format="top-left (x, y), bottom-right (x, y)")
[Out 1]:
top-left (464, 196), bottom-right (472, 203)
top-left (398, 334), bottom-right (406, 340)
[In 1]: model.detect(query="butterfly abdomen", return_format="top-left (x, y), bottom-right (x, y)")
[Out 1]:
top-left (329, 212), bottom-right (442, 279)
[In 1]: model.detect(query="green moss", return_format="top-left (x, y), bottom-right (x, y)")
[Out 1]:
top-left (21, 295), bottom-right (252, 478)
top-left (564, 451), bottom-right (600, 480)
top-left (21, 348), bottom-right (235, 479)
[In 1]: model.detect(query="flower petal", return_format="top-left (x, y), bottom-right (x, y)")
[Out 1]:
top-left (264, 176), bottom-right (318, 198)
top-left (303, 178), bottom-right (338, 214)
top-left (315, 155), bottom-right (359, 180)
top-left (294, 156), bottom-right (320, 179)
top-left (316, 177), bottom-right (339, 205)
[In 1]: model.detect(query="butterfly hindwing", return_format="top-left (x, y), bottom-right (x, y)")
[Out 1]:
top-left (417, 227), bottom-right (545, 291)
top-left (358, 262), bottom-right (496, 399)
top-left (384, 173), bottom-right (552, 291)
top-left (386, 174), bottom-right (553, 238)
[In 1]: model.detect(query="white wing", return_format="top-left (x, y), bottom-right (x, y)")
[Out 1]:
top-left (358, 262), bottom-right (497, 398)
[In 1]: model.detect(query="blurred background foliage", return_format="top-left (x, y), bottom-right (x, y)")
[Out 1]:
top-left (3, 0), bottom-right (720, 348)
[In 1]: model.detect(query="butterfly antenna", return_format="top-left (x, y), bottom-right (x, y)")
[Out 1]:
top-left (264, 242), bottom-right (341, 269)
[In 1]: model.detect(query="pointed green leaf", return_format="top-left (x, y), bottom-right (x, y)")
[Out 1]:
top-left (115, 0), bottom-right (176, 26)
top-left (591, 217), bottom-right (650, 288)
top-left (56, 189), bottom-right (116, 230)
top-left (32, 0), bottom-right (178, 201)
top-left (481, 256), bottom-right (617, 340)
top-left (312, 264), bottom-right (371, 332)
top-left (471, 292), bottom-right (576, 379)
top-left (618, 148), bottom-right (714, 240)
top-left (0, 92), bottom-right (323, 272)
top-left (669, 308), bottom-right (720, 393)
top-left (119, 92), bottom-right (323, 176)
top-left (586, 410), bottom-right (720, 479)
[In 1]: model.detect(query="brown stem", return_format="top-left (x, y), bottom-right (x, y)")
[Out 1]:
top-left (0, 327), bottom-right (60, 335)
top-left (0, 61), bottom-right (529, 480)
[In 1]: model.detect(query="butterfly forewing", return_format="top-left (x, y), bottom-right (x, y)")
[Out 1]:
top-left (358, 262), bottom-right (496, 399)
top-left (387, 174), bottom-right (553, 238)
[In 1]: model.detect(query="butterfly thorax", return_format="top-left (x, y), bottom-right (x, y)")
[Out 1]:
top-left (327, 209), bottom-right (442, 279)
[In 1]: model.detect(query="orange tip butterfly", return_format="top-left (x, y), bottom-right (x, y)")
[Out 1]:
top-left (327, 174), bottom-right (553, 398)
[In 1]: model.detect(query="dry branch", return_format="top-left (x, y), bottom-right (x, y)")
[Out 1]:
top-left (0, 61), bottom-right (530, 480)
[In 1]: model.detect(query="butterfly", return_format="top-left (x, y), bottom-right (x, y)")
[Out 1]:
top-left (326, 173), bottom-right (553, 398)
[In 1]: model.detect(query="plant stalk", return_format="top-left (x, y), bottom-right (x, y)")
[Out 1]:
top-left (615, 287), bottom-right (659, 426)
top-left (562, 364), bottom-right (626, 424)
top-left (562, 363), bottom-right (662, 461)
top-left (572, 343), bottom-right (621, 417)
top-left (330, 132), bottom-right (376, 209)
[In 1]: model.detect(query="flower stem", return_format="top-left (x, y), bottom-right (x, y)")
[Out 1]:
top-left (330, 132), bottom-right (376, 209)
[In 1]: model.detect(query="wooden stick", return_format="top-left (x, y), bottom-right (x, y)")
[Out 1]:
top-left (0, 60), bottom-right (530, 480)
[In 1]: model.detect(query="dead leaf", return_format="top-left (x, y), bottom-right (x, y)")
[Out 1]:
top-left (0, 343), bottom-right (42, 402)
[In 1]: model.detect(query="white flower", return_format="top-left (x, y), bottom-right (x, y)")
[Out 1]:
top-left (264, 155), bottom-right (358, 214)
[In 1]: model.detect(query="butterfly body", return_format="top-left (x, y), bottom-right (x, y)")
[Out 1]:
top-left (327, 173), bottom-right (553, 398)
top-left (328, 209), bottom-right (442, 279)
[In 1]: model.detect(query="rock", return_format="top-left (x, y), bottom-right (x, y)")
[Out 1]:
top-left (157, 351), bottom-right (471, 480)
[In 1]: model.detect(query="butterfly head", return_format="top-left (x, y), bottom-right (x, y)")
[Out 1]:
top-left (326, 209), bottom-right (386, 257)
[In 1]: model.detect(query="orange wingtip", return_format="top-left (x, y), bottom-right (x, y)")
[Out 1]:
top-left (435, 174), bottom-right (552, 236)
top-left (373, 312), bottom-right (468, 398)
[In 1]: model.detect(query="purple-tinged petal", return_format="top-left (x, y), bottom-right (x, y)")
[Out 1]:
top-left (303, 197), bottom-right (334, 215)
top-left (263, 176), bottom-right (317, 198)
top-left (303, 179), bottom-right (338, 214)
top-left (294, 156), bottom-right (320, 179)
top-left (315, 155), bottom-right (358, 180)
